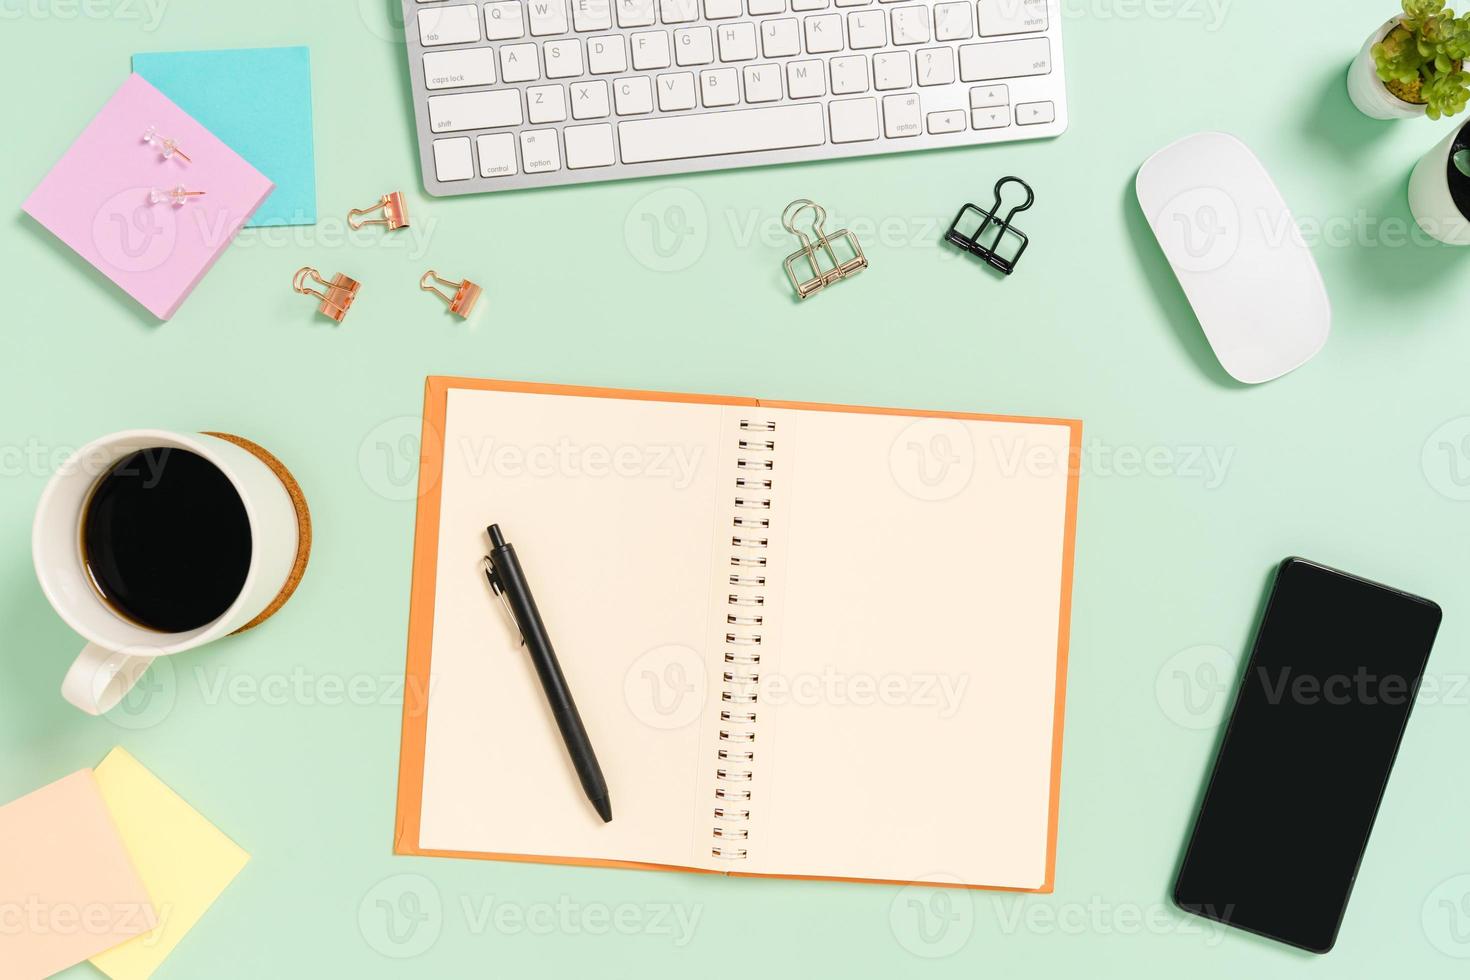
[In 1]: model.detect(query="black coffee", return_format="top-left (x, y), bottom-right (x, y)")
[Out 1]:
top-left (82, 449), bottom-right (252, 633)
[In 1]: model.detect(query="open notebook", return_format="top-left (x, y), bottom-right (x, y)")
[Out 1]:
top-left (396, 378), bottom-right (1081, 891)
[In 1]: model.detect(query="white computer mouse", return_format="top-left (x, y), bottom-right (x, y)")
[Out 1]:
top-left (1136, 132), bottom-right (1331, 384)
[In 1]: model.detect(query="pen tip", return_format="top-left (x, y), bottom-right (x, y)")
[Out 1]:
top-left (593, 796), bottom-right (613, 823)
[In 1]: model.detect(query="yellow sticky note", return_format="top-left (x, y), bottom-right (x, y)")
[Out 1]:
top-left (89, 748), bottom-right (250, 980)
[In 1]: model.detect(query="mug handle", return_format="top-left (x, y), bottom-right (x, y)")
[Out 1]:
top-left (62, 643), bottom-right (155, 716)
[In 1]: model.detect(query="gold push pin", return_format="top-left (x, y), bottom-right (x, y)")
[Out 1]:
top-left (142, 125), bottom-right (191, 163)
top-left (149, 185), bottom-right (205, 207)
top-left (419, 270), bottom-right (482, 319)
top-left (348, 192), bottom-right (410, 232)
top-left (781, 198), bottom-right (867, 300)
top-left (293, 267), bottom-right (360, 323)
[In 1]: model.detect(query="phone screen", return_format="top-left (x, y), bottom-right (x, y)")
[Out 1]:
top-left (1173, 558), bottom-right (1441, 953)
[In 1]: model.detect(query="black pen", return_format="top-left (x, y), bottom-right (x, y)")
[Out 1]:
top-left (482, 524), bottom-right (612, 823)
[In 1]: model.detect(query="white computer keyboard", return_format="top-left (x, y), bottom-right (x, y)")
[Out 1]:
top-left (401, 0), bottom-right (1066, 194)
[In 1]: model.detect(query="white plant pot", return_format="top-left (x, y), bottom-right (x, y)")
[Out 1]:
top-left (1409, 123), bottom-right (1470, 244)
top-left (1348, 18), bottom-right (1428, 119)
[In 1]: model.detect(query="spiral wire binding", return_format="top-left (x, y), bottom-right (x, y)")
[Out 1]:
top-left (712, 418), bottom-right (776, 861)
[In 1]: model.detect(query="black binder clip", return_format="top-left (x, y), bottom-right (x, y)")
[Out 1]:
top-left (944, 177), bottom-right (1035, 275)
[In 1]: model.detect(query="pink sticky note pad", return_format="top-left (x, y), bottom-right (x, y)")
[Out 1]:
top-left (0, 769), bottom-right (157, 980)
top-left (23, 74), bottom-right (272, 320)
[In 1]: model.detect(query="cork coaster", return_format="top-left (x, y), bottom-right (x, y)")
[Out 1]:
top-left (203, 432), bottom-right (312, 634)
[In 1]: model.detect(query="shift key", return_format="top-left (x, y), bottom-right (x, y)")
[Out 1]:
top-left (428, 90), bottom-right (524, 132)
top-left (959, 38), bottom-right (1051, 82)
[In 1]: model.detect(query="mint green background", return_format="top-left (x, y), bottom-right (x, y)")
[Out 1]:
top-left (3, 0), bottom-right (1469, 976)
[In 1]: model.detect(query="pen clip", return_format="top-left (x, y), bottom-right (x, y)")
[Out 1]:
top-left (482, 556), bottom-right (525, 646)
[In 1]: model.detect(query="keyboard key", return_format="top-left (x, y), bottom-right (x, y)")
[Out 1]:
top-left (572, 0), bottom-right (613, 29)
top-left (418, 5), bottom-right (480, 46)
top-left (835, 0), bottom-right (871, 7)
top-left (571, 79), bottom-right (612, 117)
top-left (934, 1), bottom-right (972, 39)
top-left (429, 89), bottom-right (524, 131)
top-left (889, 5), bottom-right (929, 43)
top-left (882, 92), bottom-right (921, 136)
top-left (527, 83), bottom-right (569, 122)
top-left (747, 0), bottom-right (784, 12)
top-left (706, 0), bottom-right (742, 16)
top-left (564, 123), bottom-right (617, 167)
top-left (528, 0), bottom-right (569, 35)
top-left (423, 49), bottom-right (496, 89)
top-left (873, 50), bottom-right (911, 89)
top-left (718, 22), bottom-right (758, 60)
top-left (786, 59), bottom-right (825, 97)
top-left (959, 37), bottom-right (1051, 80)
top-left (803, 13), bottom-right (842, 53)
top-left (926, 109), bottom-right (965, 133)
top-left (500, 43), bottom-right (540, 82)
top-left (743, 64), bottom-right (782, 102)
top-left (791, 0), bottom-right (827, 8)
top-left (657, 71), bottom-right (698, 109)
top-left (829, 55), bottom-right (869, 94)
top-left (545, 39), bottom-right (585, 77)
top-left (485, 1), bottom-right (527, 39)
top-left (615, 75), bottom-right (655, 113)
top-left (829, 96), bottom-right (879, 142)
top-left (701, 67), bottom-right (740, 105)
top-left (660, 0), bottom-right (700, 21)
top-left (675, 26), bottom-right (715, 64)
top-left (971, 105), bottom-right (1008, 129)
top-left (762, 19), bottom-right (800, 57)
top-left (588, 34), bottom-right (629, 72)
top-left (520, 129), bottom-right (563, 171)
top-left (616, 0), bottom-right (657, 27)
top-left (632, 30), bottom-right (672, 68)
top-left (477, 133), bottom-right (518, 176)
top-left (433, 137), bottom-right (474, 180)
top-left (916, 46), bottom-right (954, 84)
top-left (618, 103), bottom-right (824, 162)
top-left (978, 0), bottom-right (1047, 36)
top-left (970, 83), bottom-right (1008, 107)
top-left (1016, 100), bottom-right (1055, 124)
top-left (847, 10), bottom-right (885, 48)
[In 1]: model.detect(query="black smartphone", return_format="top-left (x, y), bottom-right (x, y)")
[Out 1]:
top-left (1173, 557), bottom-right (1442, 953)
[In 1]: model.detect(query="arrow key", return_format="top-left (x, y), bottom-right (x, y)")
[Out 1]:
top-left (1016, 100), bottom-right (1055, 125)
top-left (971, 107), bottom-right (1009, 129)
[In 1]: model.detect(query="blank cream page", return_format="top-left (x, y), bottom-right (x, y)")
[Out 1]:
top-left (417, 388), bottom-right (724, 867)
top-left (744, 407), bottom-right (1076, 888)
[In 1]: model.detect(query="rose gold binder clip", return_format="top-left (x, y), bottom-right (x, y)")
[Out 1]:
top-left (293, 267), bottom-right (360, 323)
top-left (348, 192), bottom-right (410, 232)
top-left (781, 198), bottom-right (867, 300)
top-left (419, 270), bottom-right (482, 319)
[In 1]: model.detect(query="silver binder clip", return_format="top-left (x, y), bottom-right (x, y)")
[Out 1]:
top-left (781, 199), bottom-right (867, 300)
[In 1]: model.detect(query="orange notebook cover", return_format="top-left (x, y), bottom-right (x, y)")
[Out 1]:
top-left (395, 377), bottom-right (1081, 891)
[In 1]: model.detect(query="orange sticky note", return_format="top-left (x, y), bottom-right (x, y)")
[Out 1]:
top-left (0, 770), bottom-right (156, 980)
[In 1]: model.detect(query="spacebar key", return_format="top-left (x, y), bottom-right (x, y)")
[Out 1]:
top-left (618, 105), bottom-right (825, 164)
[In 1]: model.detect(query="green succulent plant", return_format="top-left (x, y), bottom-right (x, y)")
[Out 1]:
top-left (1372, 0), bottom-right (1470, 118)
top-left (1455, 147), bottom-right (1470, 175)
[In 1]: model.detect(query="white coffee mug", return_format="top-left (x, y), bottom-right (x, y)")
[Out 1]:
top-left (33, 430), bottom-right (300, 715)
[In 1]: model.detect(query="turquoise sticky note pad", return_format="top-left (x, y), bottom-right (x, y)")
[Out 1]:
top-left (133, 47), bottom-right (316, 227)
